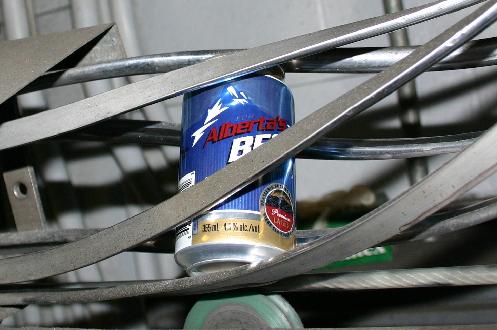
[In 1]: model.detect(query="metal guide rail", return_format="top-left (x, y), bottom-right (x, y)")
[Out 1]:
top-left (0, 0), bottom-right (494, 283)
top-left (23, 37), bottom-right (497, 92)
top-left (2, 195), bottom-right (497, 257)
top-left (0, 0), bottom-right (486, 150)
top-left (65, 118), bottom-right (482, 160)
top-left (2, 0), bottom-right (497, 327)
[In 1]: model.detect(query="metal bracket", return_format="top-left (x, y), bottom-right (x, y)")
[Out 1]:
top-left (3, 166), bottom-right (46, 231)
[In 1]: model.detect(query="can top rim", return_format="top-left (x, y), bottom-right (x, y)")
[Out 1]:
top-left (257, 65), bottom-right (285, 81)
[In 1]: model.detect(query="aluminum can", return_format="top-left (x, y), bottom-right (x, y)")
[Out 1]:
top-left (175, 69), bottom-right (295, 275)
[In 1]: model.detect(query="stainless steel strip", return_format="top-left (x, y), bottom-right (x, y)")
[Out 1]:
top-left (70, 118), bottom-right (480, 160)
top-left (384, 0), bottom-right (429, 184)
top-left (34, 102), bottom-right (497, 302)
top-left (25, 37), bottom-right (497, 92)
top-left (396, 195), bottom-right (497, 241)
top-left (297, 196), bottom-right (497, 244)
top-left (269, 265), bottom-right (497, 291)
top-left (290, 37), bottom-right (497, 72)
top-left (3, 265), bottom-right (497, 306)
top-left (0, 0), bottom-right (484, 151)
top-left (302, 132), bottom-right (479, 160)
top-left (0, 0), bottom-right (493, 286)
top-left (0, 24), bottom-right (113, 106)
top-left (0, 229), bottom-right (99, 247)
top-left (1, 195), bottom-right (496, 257)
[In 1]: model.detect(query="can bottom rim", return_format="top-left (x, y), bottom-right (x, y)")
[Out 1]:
top-left (188, 260), bottom-right (250, 276)
top-left (176, 242), bottom-right (285, 276)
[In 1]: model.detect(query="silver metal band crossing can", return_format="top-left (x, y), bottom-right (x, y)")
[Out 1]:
top-left (175, 68), bottom-right (296, 275)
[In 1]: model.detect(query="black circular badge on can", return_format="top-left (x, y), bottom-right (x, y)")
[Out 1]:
top-left (260, 183), bottom-right (295, 237)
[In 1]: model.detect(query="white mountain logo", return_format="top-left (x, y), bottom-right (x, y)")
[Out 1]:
top-left (191, 86), bottom-right (249, 147)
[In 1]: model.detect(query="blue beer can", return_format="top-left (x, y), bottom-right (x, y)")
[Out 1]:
top-left (175, 68), bottom-right (295, 275)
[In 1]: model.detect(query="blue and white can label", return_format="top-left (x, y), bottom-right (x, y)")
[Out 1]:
top-left (175, 74), bottom-right (296, 258)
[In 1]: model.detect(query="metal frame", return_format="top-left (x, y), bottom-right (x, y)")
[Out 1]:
top-left (1, 0), bottom-right (497, 327)
top-left (21, 37), bottom-right (497, 93)
top-left (0, 0), bottom-right (483, 150)
top-left (63, 118), bottom-right (482, 160)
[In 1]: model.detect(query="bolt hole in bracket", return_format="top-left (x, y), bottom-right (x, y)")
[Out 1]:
top-left (12, 182), bottom-right (28, 200)
top-left (2, 167), bottom-right (46, 231)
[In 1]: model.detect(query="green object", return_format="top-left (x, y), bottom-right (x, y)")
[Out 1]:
top-left (184, 293), bottom-right (303, 329)
top-left (302, 217), bottom-right (393, 270)
top-left (325, 218), bottom-right (393, 268)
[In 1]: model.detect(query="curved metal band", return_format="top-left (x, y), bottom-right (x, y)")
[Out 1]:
top-left (1, 195), bottom-right (496, 257)
top-left (25, 37), bottom-right (497, 93)
top-left (27, 100), bottom-right (497, 304)
top-left (0, 0), bottom-right (484, 151)
top-left (298, 195), bottom-right (497, 244)
top-left (268, 265), bottom-right (497, 291)
top-left (0, 0), bottom-right (494, 287)
top-left (0, 24), bottom-right (114, 105)
top-left (302, 132), bottom-right (479, 159)
top-left (72, 119), bottom-right (480, 160)
top-left (3, 265), bottom-right (497, 306)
